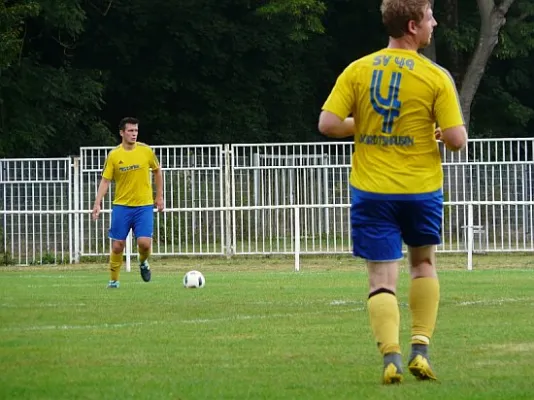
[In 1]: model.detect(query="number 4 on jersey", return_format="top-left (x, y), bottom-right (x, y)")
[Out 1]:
top-left (370, 70), bottom-right (402, 134)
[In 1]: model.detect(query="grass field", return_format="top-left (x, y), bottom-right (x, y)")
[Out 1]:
top-left (1, 253), bottom-right (533, 400)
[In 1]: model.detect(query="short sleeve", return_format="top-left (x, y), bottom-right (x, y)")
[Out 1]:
top-left (149, 148), bottom-right (160, 170)
top-left (102, 153), bottom-right (114, 180)
top-left (434, 69), bottom-right (465, 130)
top-left (322, 64), bottom-right (356, 120)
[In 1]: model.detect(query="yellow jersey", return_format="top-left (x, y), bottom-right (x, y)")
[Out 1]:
top-left (102, 142), bottom-right (160, 206)
top-left (322, 48), bottom-right (464, 195)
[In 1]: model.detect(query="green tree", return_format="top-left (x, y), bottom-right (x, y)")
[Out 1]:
top-left (471, 0), bottom-right (534, 137)
top-left (78, 0), bottom-right (327, 145)
top-left (1, 0), bottom-right (534, 157)
top-left (459, 0), bottom-right (518, 128)
top-left (0, 1), bottom-right (39, 70)
top-left (0, 0), bottom-right (111, 157)
top-left (432, 0), bottom-right (534, 136)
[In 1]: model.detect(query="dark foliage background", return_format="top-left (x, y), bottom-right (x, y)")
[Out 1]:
top-left (1, 0), bottom-right (533, 156)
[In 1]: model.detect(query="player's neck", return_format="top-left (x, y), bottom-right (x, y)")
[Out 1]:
top-left (387, 37), bottom-right (419, 52)
top-left (121, 142), bottom-right (136, 151)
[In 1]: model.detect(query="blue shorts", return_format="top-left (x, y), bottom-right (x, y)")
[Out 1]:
top-left (109, 205), bottom-right (154, 241)
top-left (350, 186), bottom-right (443, 262)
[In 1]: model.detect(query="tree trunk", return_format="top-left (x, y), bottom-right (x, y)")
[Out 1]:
top-left (459, 0), bottom-right (516, 130)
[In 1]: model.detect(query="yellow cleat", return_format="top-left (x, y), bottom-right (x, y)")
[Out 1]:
top-left (408, 354), bottom-right (438, 381)
top-left (382, 353), bottom-right (403, 384)
top-left (383, 362), bottom-right (404, 384)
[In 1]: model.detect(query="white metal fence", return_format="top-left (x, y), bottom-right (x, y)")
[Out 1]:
top-left (0, 158), bottom-right (74, 264)
top-left (1, 139), bottom-right (533, 267)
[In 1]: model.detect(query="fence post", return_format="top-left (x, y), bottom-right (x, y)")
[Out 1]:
top-left (72, 156), bottom-right (80, 264)
top-left (467, 203), bottom-right (474, 271)
top-left (294, 162), bottom-right (301, 272)
top-left (294, 206), bottom-right (300, 272)
top-left (224, 144), bottom-right (233, 258)
top-left (253, 152), bottom-right (260, 248)
top-left (125, 232), bottom-right (132, 272)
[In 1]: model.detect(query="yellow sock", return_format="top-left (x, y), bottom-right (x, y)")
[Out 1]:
top-left (367, 291), bottom-right (401, 355)
top-left (409, 277), bottom-right (440, 345)
top-left (110, 251), bottom-right (123, 281)
top-left (138, 246), bottom-right (150, 264)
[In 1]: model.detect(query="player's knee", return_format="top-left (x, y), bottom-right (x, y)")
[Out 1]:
top-left (137, 238), bottom-right (151, 251)
top-left (367, 262), bottom-right (398, 293)
top-left (410, 258), bottom-right (436, 278)
top-left (111, 241), bottom-right (125, 253)
top-left (413, 256), bottom-right (433, 268)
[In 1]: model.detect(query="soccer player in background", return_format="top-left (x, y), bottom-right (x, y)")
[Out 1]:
top-left (92, 117), bottom-right (164, 288)
top-left (318, 0), bottom-right (467, 384)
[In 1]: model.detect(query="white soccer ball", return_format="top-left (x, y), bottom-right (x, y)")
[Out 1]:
top-left (183, 270), bottom-right (206, 288)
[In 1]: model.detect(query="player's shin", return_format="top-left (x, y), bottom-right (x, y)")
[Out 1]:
top-left (110, 251), bottom-right (123, 281)
top-left (138, 245), bottom-right (150, 264)
top-left (367, 289), bottom-right (401, 355)
top-left (409, 277), bottom-right (440, 345)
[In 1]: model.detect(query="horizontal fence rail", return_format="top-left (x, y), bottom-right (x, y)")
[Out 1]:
top-left (1, 139), bottom-right (533, 268)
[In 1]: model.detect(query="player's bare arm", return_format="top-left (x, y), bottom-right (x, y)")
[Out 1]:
top-left (318, 111), bottom-right (354, 138)
top-left (92, 178), bottom-right (111, 220)
top-left (153, 168), bottom-right (164, 212)
top-left (439, 125), bottom-right (467, 151)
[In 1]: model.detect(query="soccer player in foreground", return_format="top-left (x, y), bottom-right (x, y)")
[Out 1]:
top-left (318, 0), bottom-right (467, 384)
top-left (92, 117), bottom-right (164, 288)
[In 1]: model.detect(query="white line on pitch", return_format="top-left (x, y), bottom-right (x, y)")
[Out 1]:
top-left (1, 308), bottom-right (365, 333)
top-left (2, 297), bottom-right (531, 333)
top-left (0, 303), bottom-right (87, 308)
top-left (456, 298), bottom-right (525, 306)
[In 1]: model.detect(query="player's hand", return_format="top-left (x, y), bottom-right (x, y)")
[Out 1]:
top-left (155, 196), bottom-right (164, 212)
top-left (92, 204), bottom-right (101, 221)
top-left (434, 127), bottom-right (442, 141)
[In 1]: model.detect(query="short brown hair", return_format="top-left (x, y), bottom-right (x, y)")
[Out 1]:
top-left (381, 0), bottom-right (429, 38)
top-left (119, 117), bottom-right (139, 131)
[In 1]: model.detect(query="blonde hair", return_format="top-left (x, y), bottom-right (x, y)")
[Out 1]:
top-left (380, 0), bottom-right (430, 38)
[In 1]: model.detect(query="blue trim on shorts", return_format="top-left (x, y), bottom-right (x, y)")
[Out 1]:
top-left (351, 186), bottom-right (443, 201)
